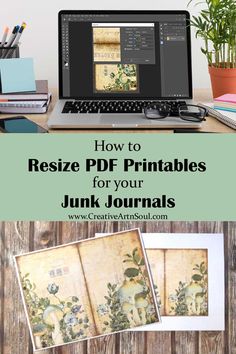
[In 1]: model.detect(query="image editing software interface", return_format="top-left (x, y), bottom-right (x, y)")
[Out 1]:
top-left (61, 13), bottom-right (190, 98)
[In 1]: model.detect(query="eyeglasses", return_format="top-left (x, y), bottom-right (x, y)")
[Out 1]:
top-left (144, 103), bottom-right (207, 122)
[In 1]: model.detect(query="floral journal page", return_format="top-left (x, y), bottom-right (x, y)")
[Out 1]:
top-left (147, 249), bottom-right (208, 316)
top-left (96, 232), bottom-right (224, 331)
top-left (78, 229), bottom-right (160, 334)
top-left (15, 229), bottom-right (160, 351)
top-left (16, 245), bottom-right (96, 350)
top-left (134, 233), bottom-right (225, 331)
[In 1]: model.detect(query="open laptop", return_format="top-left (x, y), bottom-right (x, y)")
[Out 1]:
top-left (48, 10), bottom-right (201, 129)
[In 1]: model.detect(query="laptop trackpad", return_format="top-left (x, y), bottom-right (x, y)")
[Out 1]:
top-left (100, 113), bottom-right (145, 126)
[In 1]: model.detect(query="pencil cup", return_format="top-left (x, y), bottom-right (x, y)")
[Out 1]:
top-left (0, 45), bottom-right (20, 59)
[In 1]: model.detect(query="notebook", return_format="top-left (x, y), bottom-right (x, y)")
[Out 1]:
top-left (213, 94), bottom-right (236, 112)
top-left (0, 80), bottom-right (49, 100)
top-left (214, 93), bottom-right (236, 104)
top-left (0, 95), bottom-right (51, 114)
top-left (198, 102), bottom-right (236, 130)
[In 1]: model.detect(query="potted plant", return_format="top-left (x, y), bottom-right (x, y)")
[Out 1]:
top-left (189, 0), bottom-right (236, 97)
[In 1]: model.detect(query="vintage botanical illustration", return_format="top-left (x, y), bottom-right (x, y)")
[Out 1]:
top-left (21, 273), bottom-right (91, 349)
top-left (77, 230), bottom-right (159, 333)
top-left (16, 230), bottom-right (159, 350)
top-left (146, 249), bottom-right (208, 316)
top-left (93, 27), bottom-right (121, 62)
top-left (168, 261), bottom-right (208, 316)
top-left (95, 64), bottom-right (138, 92)
top-left (96, 247), bottom-right (158, 333)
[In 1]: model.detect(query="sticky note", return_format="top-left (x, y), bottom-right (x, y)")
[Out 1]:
top-left (0, 58), bottom-right (36, 93)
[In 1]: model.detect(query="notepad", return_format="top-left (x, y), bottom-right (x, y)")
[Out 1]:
top-left (213, 93), bottom-right (236, 113)
top-left (214, 93), bottom-right (236, 103)
top-left (198, 102), bottom-right (236, 130)
top-left (0, 58), bottom-right (36, 93)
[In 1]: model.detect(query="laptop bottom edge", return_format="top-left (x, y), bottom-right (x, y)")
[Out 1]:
top-left (47, 100), bottom-right (202, 129)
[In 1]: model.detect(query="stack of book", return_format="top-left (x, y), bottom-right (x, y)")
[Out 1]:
top-left (199, 93), bottom-right (236, 130)
top-left (214, 94), bottom-right (236, 112)
top-left (0, 80), bottom-right (51, 113)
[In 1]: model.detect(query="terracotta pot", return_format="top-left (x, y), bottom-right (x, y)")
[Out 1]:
top-left (209, 65), bottom-right (236, 98)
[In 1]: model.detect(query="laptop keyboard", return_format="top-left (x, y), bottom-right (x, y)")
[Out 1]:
top-left (62, 100), bottom-right (187, 114)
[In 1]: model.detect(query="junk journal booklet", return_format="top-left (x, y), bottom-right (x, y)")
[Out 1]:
top-left (96, 232), bottom-right (225, 331)
top-left (15, 229), bottom-right (160, 351)
top-left (138, 233), bottom-right (225, 331)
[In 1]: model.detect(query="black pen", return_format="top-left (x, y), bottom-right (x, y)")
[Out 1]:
top-left (4, 25), bottom-right (19, 47)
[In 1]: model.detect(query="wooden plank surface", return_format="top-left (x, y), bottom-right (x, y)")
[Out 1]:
top-left (226, 222), bottom-right (236, 354)
top-left (33, 221), bottom-right (58, 354)
top-left (0, 222), bottom-right (4, 353)
top-left (0, 221), bottom-right (233, 353)
top-left (197, 222), bottom-right (225, 354)
top-left (0, 222), bottom-right (5, 353)
top-left (2, 222), bottom-right (32, 354)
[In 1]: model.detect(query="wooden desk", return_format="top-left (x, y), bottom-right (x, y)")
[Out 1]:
top-left (0, 221), bottom-right (234, 354)
top-left (0, 88), bottom-right (235, 133)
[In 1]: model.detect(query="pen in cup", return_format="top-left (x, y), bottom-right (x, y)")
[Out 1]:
top-left (0, 27), bottom-right (9, 47)
top-left (4, 25), bottom-right (19, 47)
top-left (11, 22), bottom-right (26, 47)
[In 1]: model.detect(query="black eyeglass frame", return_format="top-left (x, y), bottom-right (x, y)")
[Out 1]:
top-left (144, 104), bottom-right (207, 122)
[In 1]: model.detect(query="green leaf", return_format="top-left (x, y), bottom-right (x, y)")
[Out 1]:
top-left (196, 292), bottom-right (205, 297)
top-left (192, 274), bottom-right (203, 281)
top-left (67, 302), bottom-right (72, 307)
top-left (133, 253), bottom-right (141, 264)
top-left (135, 291), bottom-right (148, 299)
top-left (124, 268), bottom-right (139, 278)
top-left (31, 317), bottom-right (41, 324)
top-left (72, 296), bottom-right (79, 302)
top-left (139, 258), bottom-right (145, 266)
top-left (137, 280), bottom-right (145, 286)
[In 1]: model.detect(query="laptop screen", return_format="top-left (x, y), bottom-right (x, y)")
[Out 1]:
top-left (59, 11), bottom-right (192, 99)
